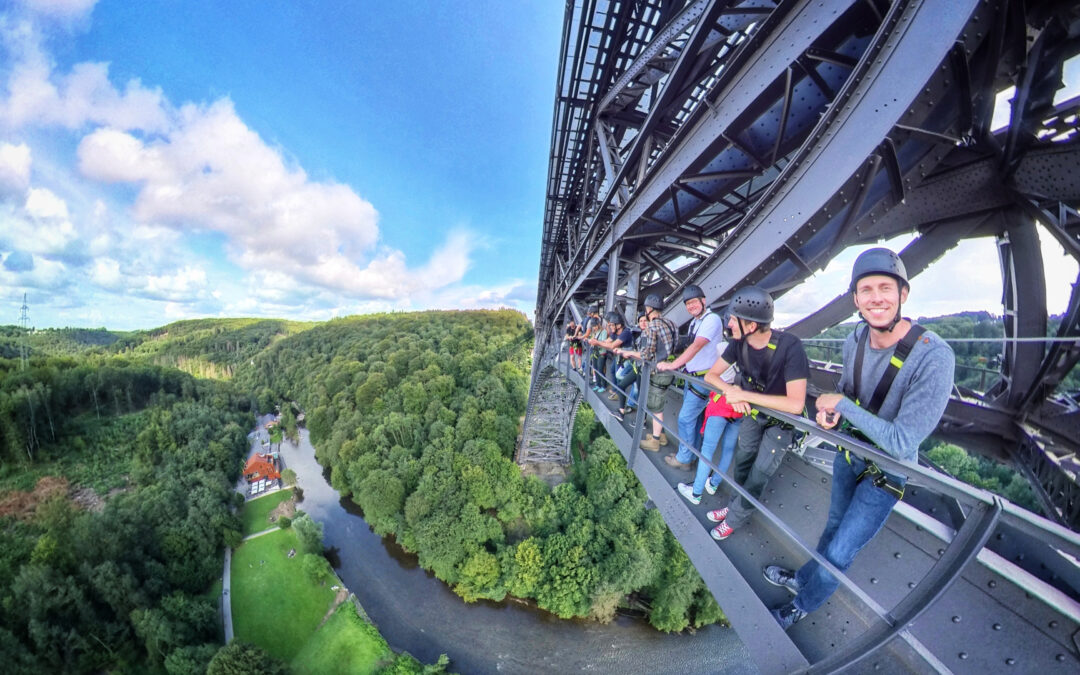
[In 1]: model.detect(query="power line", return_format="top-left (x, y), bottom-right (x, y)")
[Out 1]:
top-left (18, 292), bottom-right (30, 371)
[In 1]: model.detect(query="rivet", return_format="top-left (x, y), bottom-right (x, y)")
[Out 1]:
top-left (993, 623), bottom-right (1002, 630)
top-left (1056, 654), bottom-right (1066, 661)
top-left (792, 482), bottom-right (798, 487)
top-left (894, 552), bottom-right (901, 559)
top-left (805, 505), bottom-right (811, 511)
top-left (873, 663), bottom-right (881, 671)
top-left (959, 652), bottom-right (968, 660)
top-left (870, 577), bottom-right (878, 584)
top-left (938, 549), bottom-right (945, 556)
top-left (908, 582), bottom-right (916, 589)
top-left (1005, 658), bottom-right (1015, 665)
top-left (988, 580), bottom-right (997, 589)
top-left (1049, 620), bottom-right (1058, 628)
top-left (952, 615), bottom-right (961, 623)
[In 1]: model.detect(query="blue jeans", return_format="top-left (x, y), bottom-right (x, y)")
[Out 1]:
top-left (615, 362), bottom-right (639, 408)
top-left (793, 454), bottom-right (902, 613)
top-left (691, 416), bottom-right (742, 496)
top-left (675, 381), bottom-right (710, 464)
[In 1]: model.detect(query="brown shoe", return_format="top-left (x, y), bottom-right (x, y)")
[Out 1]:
top-left (664, 453), bottom-right (693, 471)
top-left (659, 432), bottom-right (669, 446)
top-left (641, 436), bottom-right (661, 452)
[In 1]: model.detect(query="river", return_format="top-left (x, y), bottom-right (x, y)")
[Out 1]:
top-left (257, 416), bottom-right (754, 674)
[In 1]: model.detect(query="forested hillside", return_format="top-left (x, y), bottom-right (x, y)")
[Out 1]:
top-left (237, 310), bottom-right (725, 630)
top-left (0, 357), bottom-right (252, 673)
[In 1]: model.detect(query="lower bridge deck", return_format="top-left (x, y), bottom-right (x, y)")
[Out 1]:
top-left (547, 360), bottom-right (1080, 674)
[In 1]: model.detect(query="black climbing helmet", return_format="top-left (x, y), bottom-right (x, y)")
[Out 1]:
top-left (604, 311), bottom-right (624, 325)
top-left (681, 284), bottom-right (705, 303)
top-left (644, 293), bottom-right (664, 311)
top-left (728, 286), bottom-right (774, 324)
top-left (851, 248), bottom-right (908, 291)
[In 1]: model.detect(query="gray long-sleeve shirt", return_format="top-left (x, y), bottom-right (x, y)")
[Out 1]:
top-left (835, 323), bottom-right (955, 466)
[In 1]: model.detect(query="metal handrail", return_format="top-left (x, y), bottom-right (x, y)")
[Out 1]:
top-left (552, 337), bottom-right (1080, 670)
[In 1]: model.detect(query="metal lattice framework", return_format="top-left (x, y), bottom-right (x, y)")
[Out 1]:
top-left (535, 0), bottom-right (1080, 527)
top-left (528, 0), bottom-right (1080, 671)
top-left (517, 362), bottom-right (581, 464)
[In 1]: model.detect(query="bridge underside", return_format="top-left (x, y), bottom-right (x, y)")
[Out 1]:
top-left (534, 0), bottom-right (1080, 529)
top-left (531, 0), bottom-right (1080, 671)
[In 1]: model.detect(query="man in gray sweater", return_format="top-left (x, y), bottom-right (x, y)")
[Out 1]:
top-left (763, 248), bottom-right (955, 629)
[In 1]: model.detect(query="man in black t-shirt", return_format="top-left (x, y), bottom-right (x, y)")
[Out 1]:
top-left (702, 286), bottom-right (808, 541)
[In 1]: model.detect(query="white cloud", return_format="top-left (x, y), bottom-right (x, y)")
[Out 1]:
top-left (88, 257), bottom-right (120, 288)
top-left (15, 0), bottom-right (98, 20)
top-left (0, 253), bottom-right (67, 290)
top-left (1, 52), bottom-right (170, 133)
top-left (74, 101), bottom-right (470, 300)
top-left (0, 141), bottom-right (31, 195)
top-left (24, 185), bottom-right (68, 219)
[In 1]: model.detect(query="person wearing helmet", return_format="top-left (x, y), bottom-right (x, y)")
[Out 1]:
top-left (588, 312), bottom-right (632, 397)
top-left (582, 305), bottom-right (608, 390)
top-left (613, 293), bottom-right (677, 450)
top-left (698, 285), bottom-right (809, 540)
top-left (563, 319), bottom-right (584, 372)
top-left (763, 248), bottom-right (954, 630)
top-left (656, 284), bottom-right (726, 473)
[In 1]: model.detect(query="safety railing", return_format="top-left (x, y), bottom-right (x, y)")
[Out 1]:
top-left (547, 335), bottom-right (1080, 672)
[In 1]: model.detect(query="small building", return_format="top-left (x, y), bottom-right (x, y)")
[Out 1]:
top-left (244, 452), bottom-right (282, 495)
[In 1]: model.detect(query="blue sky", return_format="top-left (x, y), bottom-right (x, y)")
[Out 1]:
top-left (0, 0), bottom-right (1077, 332)
top-left (0, 0), bottom-right (561, 329)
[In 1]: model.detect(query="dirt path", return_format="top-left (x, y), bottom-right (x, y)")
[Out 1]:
top-left (318, 587), bottom-right (351, 628)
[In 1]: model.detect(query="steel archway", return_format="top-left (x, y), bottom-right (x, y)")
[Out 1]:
top-left (530, 0), bottom-right (1080, 672)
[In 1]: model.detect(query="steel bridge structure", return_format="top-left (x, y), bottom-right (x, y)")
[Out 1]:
top-left (524, 0), bottom-right (1080, 672)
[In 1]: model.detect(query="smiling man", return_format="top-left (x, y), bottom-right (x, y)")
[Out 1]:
top-left (656, 284), bottom-right (726, 472)
top-left (762, 248), bottom-right (955, 629)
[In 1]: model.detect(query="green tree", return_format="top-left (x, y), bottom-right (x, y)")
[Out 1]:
top-left (207, 641), bottom-right (290, 675)
top-left (292, 512), bottom-right (324, 555)
top-left (301, 553), bottom-right (333, 583)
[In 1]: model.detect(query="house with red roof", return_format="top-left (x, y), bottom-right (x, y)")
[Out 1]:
top-left (244, 452), bottom-right (281, 494)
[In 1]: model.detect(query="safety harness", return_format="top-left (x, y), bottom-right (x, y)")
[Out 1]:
top-left (840, 322), bottom-right (927, 499)
top-left (739, 333), bottom-right (778, 393)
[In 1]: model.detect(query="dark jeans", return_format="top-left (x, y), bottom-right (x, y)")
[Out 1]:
top-left (725, 414), bottom-right (793, 529)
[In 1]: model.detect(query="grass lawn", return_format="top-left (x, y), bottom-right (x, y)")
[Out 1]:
top-left (241, 488), bottom-right (293, 536)
top-left (231, 528), bottom-right (336, 661)
top-left (291, 602), bottom-right (393, 674)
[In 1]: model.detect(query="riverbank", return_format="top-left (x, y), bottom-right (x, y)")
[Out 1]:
top-left (265, 414), bottom-right (754, 674)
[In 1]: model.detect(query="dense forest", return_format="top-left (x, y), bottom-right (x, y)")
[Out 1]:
top-left (1, 306), bottom-right (1071, 671)
top-left (235, 311), bottom-right (724, 630)
top-left (0, 357), bottom-right (253, 673)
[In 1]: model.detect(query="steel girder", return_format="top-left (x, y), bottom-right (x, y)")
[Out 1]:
top-left (537, 0), bottom-right (1080, 523)
top-left (518, 347), bottom-right (581, 466)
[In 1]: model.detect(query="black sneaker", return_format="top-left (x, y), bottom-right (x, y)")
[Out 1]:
top-left (770, 602), bottom-right (806, 630)
top-left (763, 565), bottom-right (800, 595)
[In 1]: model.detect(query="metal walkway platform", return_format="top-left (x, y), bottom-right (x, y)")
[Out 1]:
top-left (533, 351), bottom-right (1080, 673)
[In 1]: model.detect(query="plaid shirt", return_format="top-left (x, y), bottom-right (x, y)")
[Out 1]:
top-left (640, 317), bottom-right (676, 362)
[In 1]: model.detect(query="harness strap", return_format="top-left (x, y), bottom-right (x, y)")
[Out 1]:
top-left (844, 450), bottom-right (905, 499)
top-left (847, 322), bottom-right (926, 415)
top-left (738, 333), bottom-right (779, 393)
